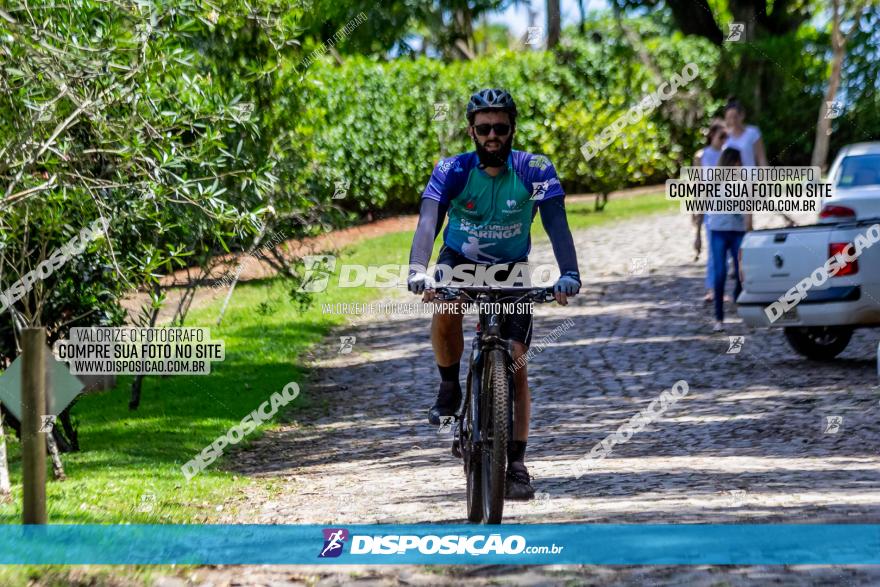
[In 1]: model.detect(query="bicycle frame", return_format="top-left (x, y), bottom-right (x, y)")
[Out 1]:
top-left (466, 293), bottom-right (517, 450)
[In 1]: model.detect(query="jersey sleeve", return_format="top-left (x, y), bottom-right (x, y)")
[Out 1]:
top-left (517, 152), bottom-right (565, 202)
top-left (421, 155), bottom-right (468, 205)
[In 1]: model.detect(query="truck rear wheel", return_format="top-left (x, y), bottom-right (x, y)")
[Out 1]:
top-left (783, 326), bottom-right (853, 361)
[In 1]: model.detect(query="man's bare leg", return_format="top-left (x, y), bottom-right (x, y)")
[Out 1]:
top-left (433, 316), bottom-right (529, 436)
top-left (506, 340), bottom-right (535, 499)
top-left (432, 310), bottom-right (464, 366)
top-left (511, 342), bottom-right (530, 442)
top-left (427, 306), bottom-right (465, 424)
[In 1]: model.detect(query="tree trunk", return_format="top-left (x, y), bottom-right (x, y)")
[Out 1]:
top-left (47, 433), bottom-right (65, 481)
top-left (810, 0), bottom-right (844, 170)
top-left (0, 404), bottom-right (10, 497)
top-left (664, 0), bottom-right (724, 45)
top-left (546, 0), bottom-right (561, 49)
top-left (129, 283), bottom-right (162, 411)
top-left (453, 38), bottom-right (475, 60)
top-left (577, 0), bottom-right (586, 34)
top-left (215, 263), bottom-right (245, 326)
top-left (328, 46), bottom-right (344, 66)
top-left (173, 263), bottom-right (212, 327)
top-left (453, 7), bottom-right (475, 59)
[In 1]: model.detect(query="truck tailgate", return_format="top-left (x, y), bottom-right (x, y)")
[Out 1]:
top-left (740, 227), bottom-right (831, 294)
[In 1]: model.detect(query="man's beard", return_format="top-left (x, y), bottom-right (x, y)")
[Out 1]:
top-left (473, 134), bottom-right (513, 168)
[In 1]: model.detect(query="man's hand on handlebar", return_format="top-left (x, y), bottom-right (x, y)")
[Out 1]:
top-left (553, 272), bottom-right (581, 306)
top-left (407, 270), bottom-right (434, 301)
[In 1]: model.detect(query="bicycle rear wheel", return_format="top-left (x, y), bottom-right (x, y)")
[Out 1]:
top-left (481, 349), bottom-right (509, 524)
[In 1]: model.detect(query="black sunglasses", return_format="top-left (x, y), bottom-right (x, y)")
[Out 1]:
top-left (473, 123), bottom-right (511, 136)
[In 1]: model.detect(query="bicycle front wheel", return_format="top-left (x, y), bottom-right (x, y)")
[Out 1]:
top-left (463, 368), bottom-right (483, 523)
top-left (481, 349), bottom-right (509, 524)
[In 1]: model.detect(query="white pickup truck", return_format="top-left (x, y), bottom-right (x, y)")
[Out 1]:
top-left (737, 142), bottom-right (880, 360)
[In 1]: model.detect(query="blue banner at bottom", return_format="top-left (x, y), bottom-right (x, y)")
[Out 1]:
top-left (1, 524), bottom-right (879, 565)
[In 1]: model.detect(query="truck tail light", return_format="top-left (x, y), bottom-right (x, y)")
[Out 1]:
top-left (829, 242), bottom-right (858, 276)
top-left (820, 205), bottom-right (856, 219)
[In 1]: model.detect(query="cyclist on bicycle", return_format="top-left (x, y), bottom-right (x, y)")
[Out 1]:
top-left (407, 88), bottom-right (581, 500)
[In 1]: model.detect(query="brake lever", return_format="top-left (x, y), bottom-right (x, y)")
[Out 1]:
top-left (432, 288), bottom-right (470, 303)
top-left (536, 290), bottom-right (556, 303)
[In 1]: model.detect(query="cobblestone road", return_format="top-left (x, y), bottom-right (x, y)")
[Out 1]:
top-left (184, 211), bottom-right (880, 586)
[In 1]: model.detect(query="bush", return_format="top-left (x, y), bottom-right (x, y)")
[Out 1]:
top-left (282, 26), bottom-right (719, 215)
top-left (0, 0), bottom-right (297, 361)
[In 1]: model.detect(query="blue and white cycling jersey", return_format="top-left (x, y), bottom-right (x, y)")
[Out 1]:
top-left (422, 150), bottom-right (565, 263)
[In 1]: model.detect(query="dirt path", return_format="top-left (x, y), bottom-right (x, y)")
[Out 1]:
top-left (161, 210), bottom-right (880, 586)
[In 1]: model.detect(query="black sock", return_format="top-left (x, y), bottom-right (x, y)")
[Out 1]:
top-left (438, 363), bottom-right (460, 387)
top-left (508, 440), bottom-right (526, 464)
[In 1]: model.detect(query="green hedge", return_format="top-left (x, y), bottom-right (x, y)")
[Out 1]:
top-left (280, 29), bottom-right (719, 215)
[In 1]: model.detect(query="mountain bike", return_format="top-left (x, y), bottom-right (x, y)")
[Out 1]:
top-left (433, 285), bottom-right (556, 524)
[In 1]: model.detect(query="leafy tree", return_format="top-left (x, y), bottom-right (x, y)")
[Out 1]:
top-left (810, 0), bottom-right (873, 169)
top-left (287, 22), bottom-right (717, 212)
top-left (613, 0), bottom-right (812, 46)
top-left (0, 0), bottom-right (305, 420)
top-left (296, 0), bottom-right (516, 60)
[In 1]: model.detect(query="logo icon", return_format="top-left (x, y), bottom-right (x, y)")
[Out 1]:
top-left (319, 528), bottom-right (349, 558)
top-left (432, 102), bottom-right (449, 122)
top-left (824, 101), bottom-right (843, 120)
top-left (465, 201), bottom-right (475, 210)
top-left (528, 155), bottom-right (550, 171)
top-left (439, 158), bottom-right (463, 174)
top-left (824, 415), bottom-right (842, 434)
top-left (726, 22), bottom-right (745, 42)
top-left (530, 180), bottom-right (551, 201)
top-left (629, 257), bottom-right (649, 276)
top-left (726, 489), bottom-right (747, 507)
top-left (506, 199), bottom-right (516, 208)
top-left (726, 336), bottom-right (745, 354)
top-left (298, 255), bottom-right (336, 292)
top-left (338, 336), bottom-right (356, 354)
top-left (332, 179), bottom-right (350, 200)
top-left (39, 415), bottom-right (56, 433)
top-left (525, 26), bottom-right (544, 46)
top-left (438, 416), bottom-right (454, 434)
top-left (233, 102), bottom-right (254, 120)
top-left (773, 253), bottom-right (784, 269)
top-left (137, 491), bottom-right (157, 513)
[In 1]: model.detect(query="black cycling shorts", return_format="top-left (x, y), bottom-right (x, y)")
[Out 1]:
top-left (433, 244), bottom-right (533, 347)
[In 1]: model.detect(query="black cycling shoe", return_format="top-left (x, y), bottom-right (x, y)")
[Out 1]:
top-left (505, 461), bottom-right (535, 501)
top-left (427, 381), bottom-right (462, 425)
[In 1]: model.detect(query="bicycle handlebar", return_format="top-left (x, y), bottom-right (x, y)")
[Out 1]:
top-left (431, 285), bottom-right (556, 304)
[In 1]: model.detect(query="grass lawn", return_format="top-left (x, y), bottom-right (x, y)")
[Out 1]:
top-left (0, 191), bottom-right (672, 582)
top-left (533, 191), bottom-right (673, 237)
top-left (0, 230), bottom-right (417, 525)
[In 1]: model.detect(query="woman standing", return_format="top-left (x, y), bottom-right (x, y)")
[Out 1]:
top-left (706, 147), bottom-right (752, 331)
top-left (722, 98), bottom-right (768, 167)
top-left (693, 121), bottom-right (727, 302)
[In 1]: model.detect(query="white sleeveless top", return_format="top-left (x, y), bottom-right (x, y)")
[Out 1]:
top-left (700, 146), bottom-right (722, 167)
top-left (723, 125), bottom-right (762, 167)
